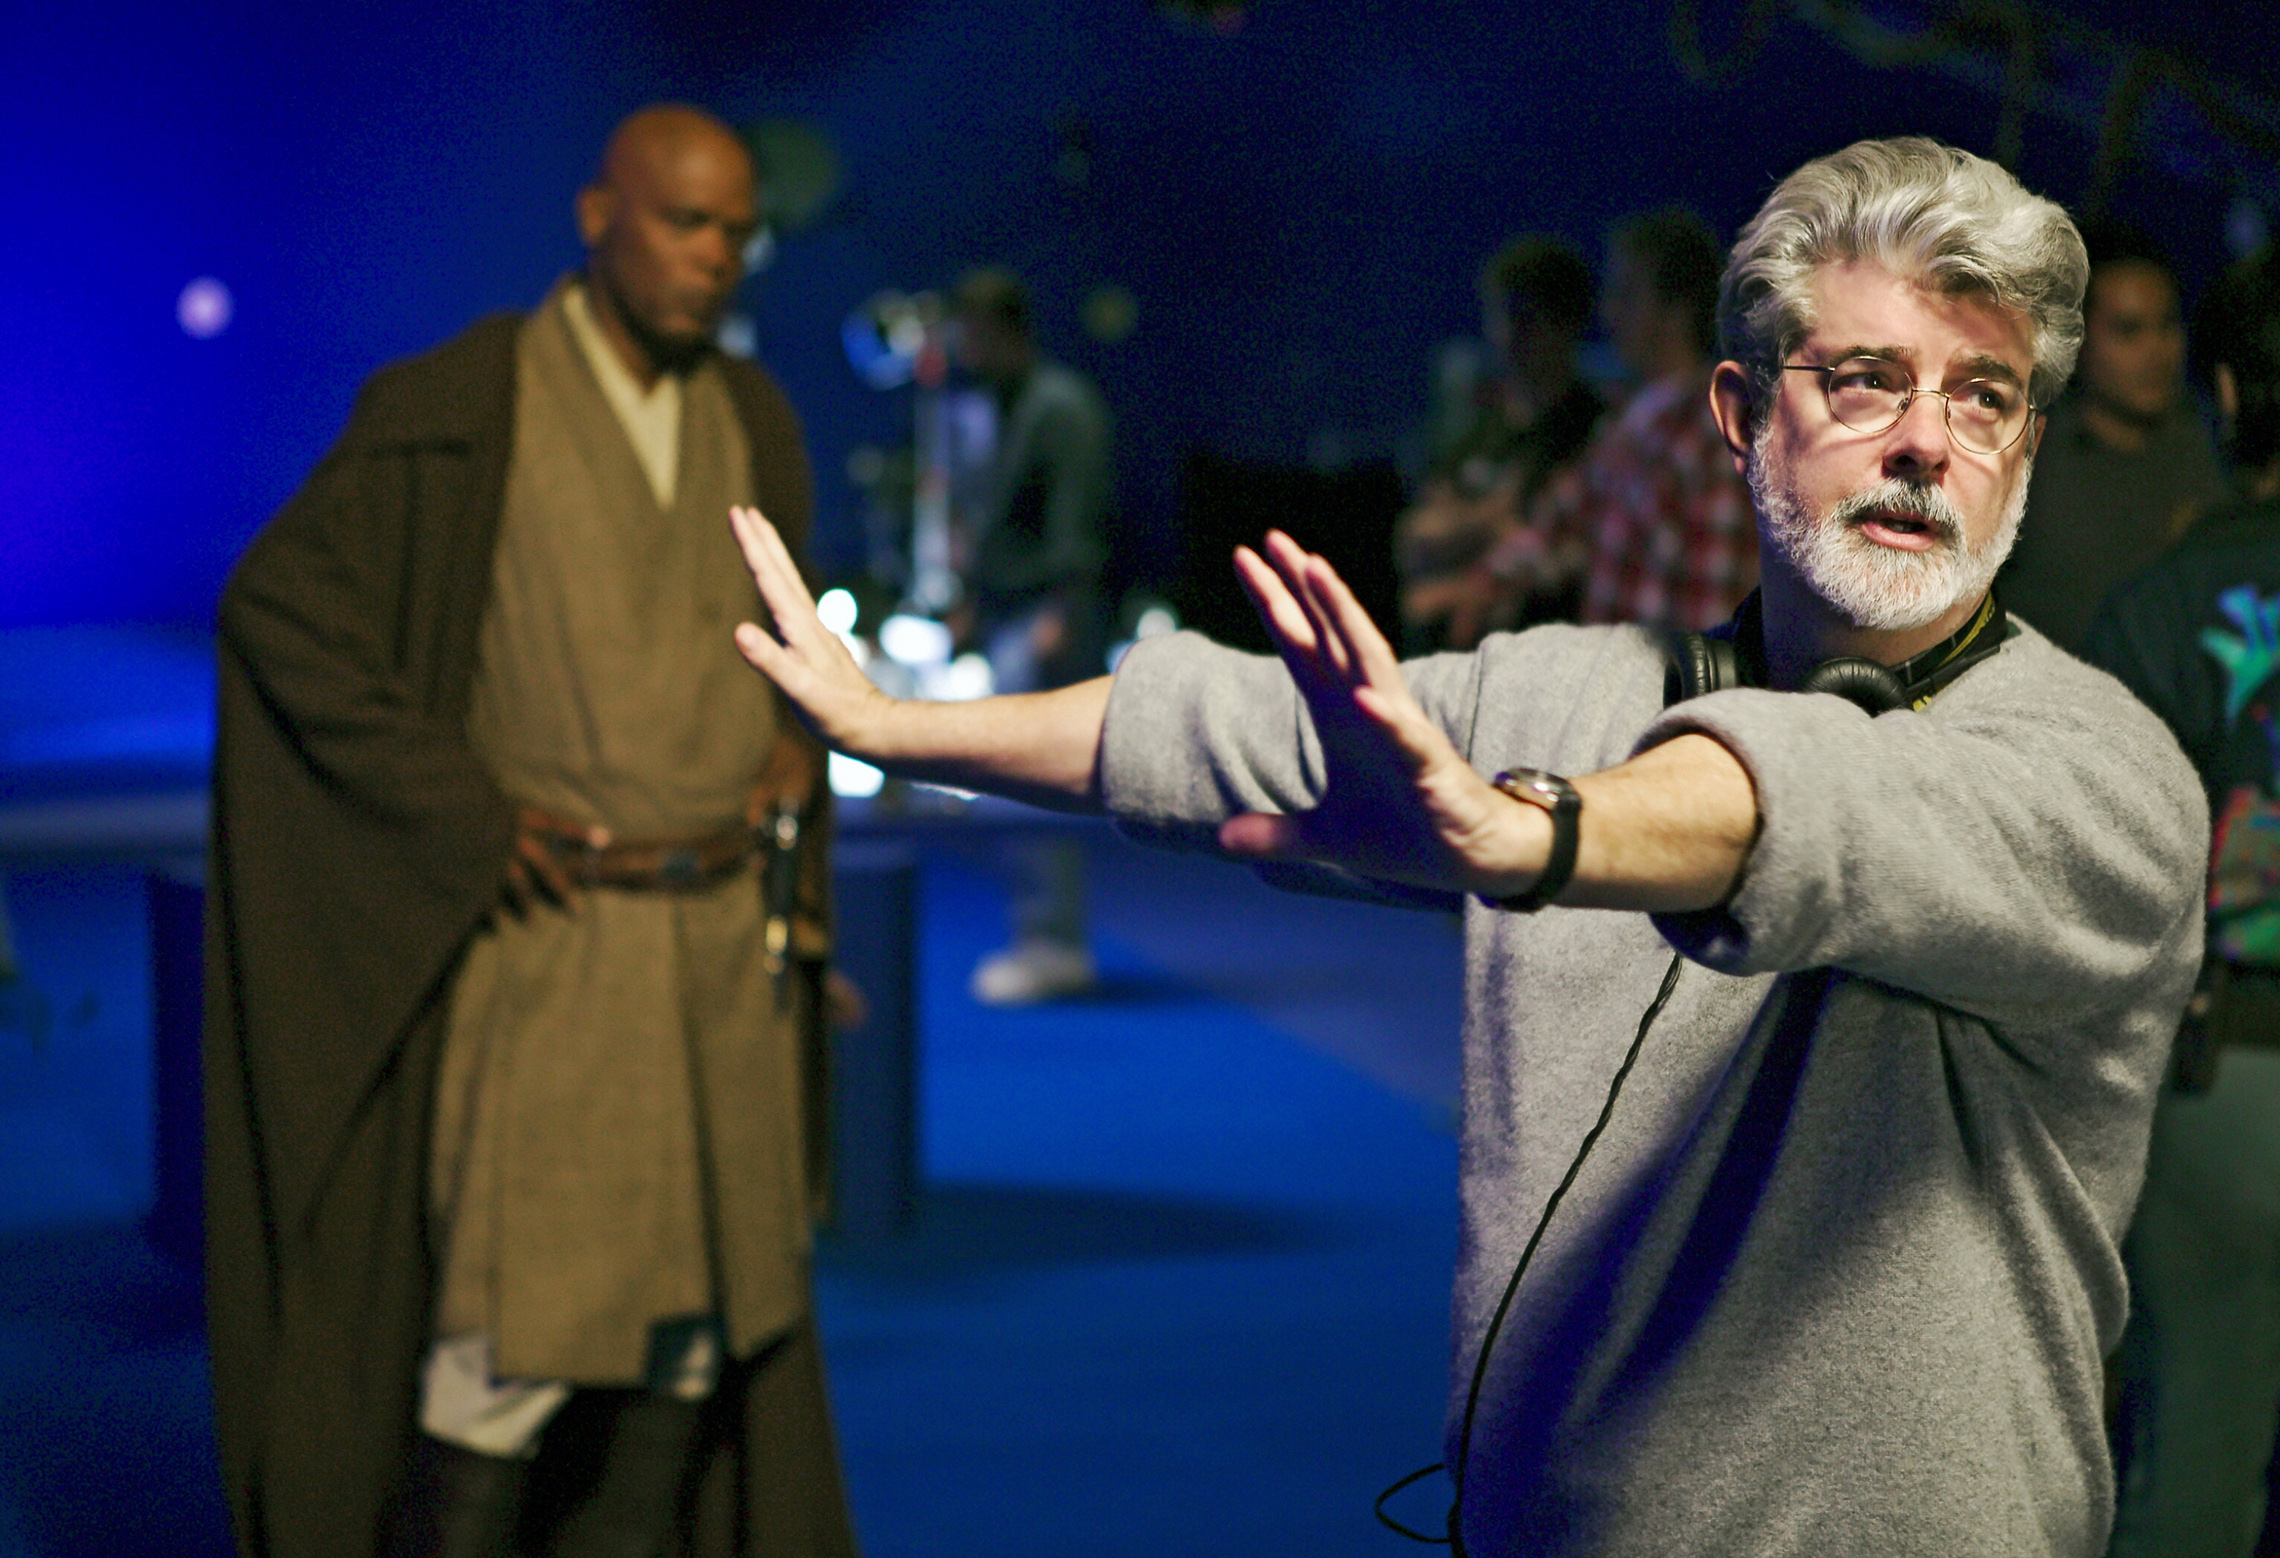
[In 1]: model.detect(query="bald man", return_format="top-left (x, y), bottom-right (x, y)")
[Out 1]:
top-left (207, 106), bottom-right (860, 1558)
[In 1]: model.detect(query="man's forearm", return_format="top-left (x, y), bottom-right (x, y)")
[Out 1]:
top-left (850, 677), bottom-right (1111, 814)
top-left (1207, 532), bottom-right (1763, 913)
top-left (1468, 734), bottom-right (1760, 914)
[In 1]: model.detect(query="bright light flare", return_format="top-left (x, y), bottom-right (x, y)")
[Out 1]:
top-left (815, 588), bottom-right (859, 635)
top-left (922, 653), bottom-right (994, 702)
top-left (829, 752), bottom-right (886, 798)
top-left (178, 277), bottom-right (233, 338)
top-left (878, 613), bottom-right (953, 667)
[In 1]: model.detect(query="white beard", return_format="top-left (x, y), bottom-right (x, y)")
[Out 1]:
top-left (1748, 439), bottom-right (2029, 633)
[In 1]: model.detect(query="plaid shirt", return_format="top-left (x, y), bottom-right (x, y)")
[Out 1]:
top-left (1487, 373), bottom-right (1758, 631)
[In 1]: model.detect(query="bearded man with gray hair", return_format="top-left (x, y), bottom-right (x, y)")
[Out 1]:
top-left (726, 138), bottom-right (2203, 1555)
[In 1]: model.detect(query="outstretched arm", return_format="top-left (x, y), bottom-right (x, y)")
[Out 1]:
top-left (730, 506), bottom-right (1108, 813)
top-left (1224, 531), bottom-right (1759, 913)
top-left (733, 506), bottom-right (1758, 905)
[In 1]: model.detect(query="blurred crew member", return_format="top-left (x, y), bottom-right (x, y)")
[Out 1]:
top-left (1397, 237), bottom-right (1604, 648)
top-left (2002, 222), bottom-right (2226, 651)
top-left (952, 266), bottom-right (1114, 1006)
top-left (1452, 209), bottom-right (1758, 640)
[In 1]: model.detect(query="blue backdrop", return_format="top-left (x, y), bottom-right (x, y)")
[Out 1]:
top-left (6, 0), bottom-right (2274, 630)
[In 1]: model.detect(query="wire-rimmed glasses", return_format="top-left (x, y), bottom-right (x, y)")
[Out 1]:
top-left (1782, 356), bottom-right (2037, 454)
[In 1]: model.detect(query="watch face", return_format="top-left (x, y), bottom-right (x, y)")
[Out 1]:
top-left (1493, 768), bottom-right (1567, 811)
top-left (1486, 766), bottom-right (1577, 816)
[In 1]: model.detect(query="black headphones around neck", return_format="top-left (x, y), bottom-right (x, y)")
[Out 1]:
top-left (1665, 590), bottom-right (2011, 715)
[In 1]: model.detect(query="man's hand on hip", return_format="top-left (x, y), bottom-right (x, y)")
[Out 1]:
top-left (503, 803), bottom-right (607, 917)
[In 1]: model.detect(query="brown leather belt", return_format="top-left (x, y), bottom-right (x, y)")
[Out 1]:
top-left (541, 819), bottom-right (758, 891)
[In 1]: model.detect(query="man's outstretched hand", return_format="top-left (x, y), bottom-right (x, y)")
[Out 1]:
top-left (729, 505), bottom-right (1111, 809)
top-left (1221, 531), bottom-right (1547, 899)
top-left (730, 505), bottom-right (897, 758)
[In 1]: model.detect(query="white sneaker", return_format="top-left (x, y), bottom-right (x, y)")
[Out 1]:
top-left (970, 940), bottom-right (1097, 1006)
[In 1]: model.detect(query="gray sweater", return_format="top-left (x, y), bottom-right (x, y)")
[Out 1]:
top-left (1099, 620), bottom-right (2205, 1556)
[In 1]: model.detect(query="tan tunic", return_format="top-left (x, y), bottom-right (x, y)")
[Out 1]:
top-left (429, 282), bottom-right (811, 1384)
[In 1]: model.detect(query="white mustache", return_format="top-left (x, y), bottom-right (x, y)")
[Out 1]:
top-left (1827, 479), bottom-right (1967, 547)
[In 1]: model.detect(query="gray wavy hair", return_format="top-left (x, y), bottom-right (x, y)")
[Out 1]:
top-left (1719, 137), bottom-right (2088, 413)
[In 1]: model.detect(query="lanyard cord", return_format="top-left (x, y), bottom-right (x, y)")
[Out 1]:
top-left (1375, 951), bottom-right (1688, 1551)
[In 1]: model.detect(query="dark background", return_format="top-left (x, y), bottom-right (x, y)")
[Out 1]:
top-left (7, 0), bottom-right (2279, 627)
top-left (6, 8), bottom-right (2280, 1553)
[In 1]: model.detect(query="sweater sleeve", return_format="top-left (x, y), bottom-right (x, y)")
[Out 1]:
top-left (1098, 631), bottom-right (1323, 846)
top-left (1643, 638), bottom-right (2207, 1034)
top-left (1098, 629), bottom-right (1484, 910)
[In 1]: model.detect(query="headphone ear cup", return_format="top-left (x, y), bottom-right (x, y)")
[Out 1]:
top-left (1664, 633), bottom-right (1739, 706)
top-left (1800, 656), bottom-right (1908, 715)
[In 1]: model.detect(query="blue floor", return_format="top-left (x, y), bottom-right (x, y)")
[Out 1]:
top-left (0, 835), bottom-right (1463, 1556)
top-left (0, 866), bottom-right (232, 1558)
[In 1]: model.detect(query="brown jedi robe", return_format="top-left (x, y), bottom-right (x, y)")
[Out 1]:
top-left (206, 309), bottom-right (849, 1558)
top-left (432, 289), bottom-right (811, 1381)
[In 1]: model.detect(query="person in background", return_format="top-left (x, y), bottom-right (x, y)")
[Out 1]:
top-left (950, 265), bottom-right (1114, 1005)
top-left (1446, 209), bottom-right (1758, 641)
top-left (206, 105), bottom-right (858, 1558)
top-left (2001, 220), bottom-right (2227, 651)
top-left (2084, 243), bottom-right (2280, 1558)
top-left (1397, 237), bottom-right (1604, 649)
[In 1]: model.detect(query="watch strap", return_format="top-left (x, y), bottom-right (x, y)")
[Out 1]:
top-left (1479, 768), bottom-right (1581, 913)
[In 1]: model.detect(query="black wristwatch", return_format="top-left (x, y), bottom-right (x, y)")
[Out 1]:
top-left (1478, 768), bottom-right (1581, 913)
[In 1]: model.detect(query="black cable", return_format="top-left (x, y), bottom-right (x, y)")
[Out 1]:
top-left (1373, 1460), bottom-right (1453, 1542)
top-left (1374, 951), bottom-right (1688, 1552)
